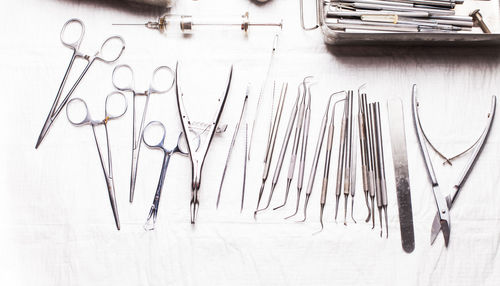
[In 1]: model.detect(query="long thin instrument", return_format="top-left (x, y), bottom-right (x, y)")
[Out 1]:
top-left (216, 86), bottom-right (250, 208)
top-left (248, 34), bottom-right (279, 160)
top-left (255, 83), bottom-right (288, 218)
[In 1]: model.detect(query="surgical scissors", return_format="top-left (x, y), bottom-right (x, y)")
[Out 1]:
top-left (36, 19), bottom-right (125, 149)
top-left (175, 62), bottom-right (233, 224)
top-left (66, 92), bottom-right (128, 230)
top-left (112, 64), bottom-right (175, 203)
top-left (412, 85), bottom-right (450, 246)
top-left (143, 121), bottom-right (189, 230)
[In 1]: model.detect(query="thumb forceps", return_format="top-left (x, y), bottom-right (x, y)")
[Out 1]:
top-left (66, 92), bottom-right (128, 230)
top-left (143, 121), bottom-right (190, 230)
top-left (36, 19), bottom-right (125, 148)
top-left (175, 62), bottom-right (233, 224)
top-left (112, 64), bottom-right (175, 203)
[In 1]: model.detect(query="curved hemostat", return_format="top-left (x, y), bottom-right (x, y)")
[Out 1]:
top-left (175, 62), bottom-right (233, 224)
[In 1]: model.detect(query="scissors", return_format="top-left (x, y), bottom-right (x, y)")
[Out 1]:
top-left (112, 64), bottom-right (175, 203)
top-left (36, 18), bottom-right (125, 149)
top-left (175, 62), bottom-right (233, 224)
top-left (142, 121), bottom-right (189, 231)
top-left (66, 92), bottom-right (128, 230)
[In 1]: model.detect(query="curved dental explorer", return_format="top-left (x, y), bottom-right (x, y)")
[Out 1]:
top-left (367, 104), bottom-right (377, 229)
top-left (274, 77), bottom-right (313, 211)
top-left (358, 92), bottom-right (372, 222)
top-left (343, 91), bottom-right (355, 226)
top-left (255, 83), bottom-right (288, 219)
top-left (411, 85), bottom-right (450, 246)
top-left (373, 103), bottom-right (388, 238)
top-left (248, 34), bottom-right (279, 160)
top-left (297, 91), bottom-right (347, 222)
top-left (175, 62), bottom-right (233, 224)
top-left (350, 116), bottom-right (358, 224)
top-left (317, 99), bottom-right (345, 233)
top-left (216, 85), bottom-right (250, 209)
top-left (370, 103), bottom-right (383, 236)
top-left (334, 98), bottom-right (348, 223)
top-left (256, 83), bottom-right (303, 215)
top-left (284, 84), bottom-right (313, 219)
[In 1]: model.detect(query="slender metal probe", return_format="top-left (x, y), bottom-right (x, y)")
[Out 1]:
top-left (254, 83), bottom-right (288, 218)
top-left (242, 123), bottom-right (248, 212)
top-left (298, 91), bottom-right (346, 222)
top-left (367, 104), bottom-right (377, 229)
top-left (216, 86), bottom-right (249, 208)
top-left (334, 99), bottom-right (349, 222)
top-left (350, 115), bottom-right (358, 224)
top-left (256, 84), bottom-right (301, 214)
top-left (248, 34), bottom-right (279, 160)
top-left (343, 91), bottom-right (354, 226)
top-left (358, 92), bottom-right (371, 222)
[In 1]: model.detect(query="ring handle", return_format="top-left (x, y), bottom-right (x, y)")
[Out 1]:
top-left (96, 36), bottom-right (126, 63)
top-left (105, 91), bottom-right (128, 120)
top-left (66, 98), bottom-right (91, 126)
top-left (143, 121), bottom-right (166, 149)
top-left (149, 65), bottom-right (175, 94)
top-left (60, 18), bottom-right (85, 50)
top-left (112, 64), bottom-right (135, 92)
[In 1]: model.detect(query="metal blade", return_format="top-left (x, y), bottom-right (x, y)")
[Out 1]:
top-left (441, 219), bottom-right (450, 247)
top-left (430, 194), bottom-right (452, 245)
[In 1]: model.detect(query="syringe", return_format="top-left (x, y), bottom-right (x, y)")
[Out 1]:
top-left (113, 12), bottom-right (282, 33)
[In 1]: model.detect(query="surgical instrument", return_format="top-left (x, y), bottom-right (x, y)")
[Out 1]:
top-left (294, 90), bottom-right (346, 222)
top-left (36, 19), bottom-right (125, 149)
top-left (256, 82), bottom-right (302, 215)
top-left (412, 85), bottom-right (497, 246)
top-left (350, 119), bottom-right (358, 224)
top-left (65, 91), bottom-right (128, 230)
top-left (255, 83), bottom-right (288, 218)
top-left (112, 64), bottom-right (175, 203)
top-left (372, 102), bottom-right (388, 238)
top-left (366, 103), bottom-right (377, 229)
top-left (274, 78), bottom-right (312, 210)
top-left (216, 86), bottom-right (249, 208)
top-left (143, 122), bottom-right (189, 231)
top-left (334, 96), bottom-right (349, 223)
top-left (248, 35), bottom-right (279, 160)
top-left (343, 91), bottom-right (355, 226)
top-left (113, 12), bottom-right (282, 34)
top-left (317, 98), bottom-right (345, 231)
top-left (387, 98), bottom-right (415, 253)
top-left (175, 63), bottom-right (233, 224)
top-left (242, 123), bottom-right (248, 212)
top-left (358, 93), bottom-right (371, 222)
top-left (412, 85), bottom-right (450, 246)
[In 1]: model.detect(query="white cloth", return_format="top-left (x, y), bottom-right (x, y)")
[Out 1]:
top-left (1, 0), bottom-right (500, 285)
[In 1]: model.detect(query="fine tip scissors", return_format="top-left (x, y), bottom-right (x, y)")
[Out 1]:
top-left (142, 121), bottom-right (189, 231)
top-left (112, 64), bottom-right (175, 203)
top-left (36, 18), bottom-right (125, 149)
top-left (66, 91), bottom-right (128, 230)
top-left (175, 62), bottom-right (233, 224)
top-left (412, 85), bottom-right (450, 246)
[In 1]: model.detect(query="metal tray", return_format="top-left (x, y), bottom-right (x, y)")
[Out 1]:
top-left (305, 0), bottom-right (500, 45)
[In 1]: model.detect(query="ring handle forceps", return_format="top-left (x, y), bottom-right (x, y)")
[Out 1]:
top-left (36, 19), bottom-right (125, 149)
top-left (175, 63), bottom-right (233, 224)
top-left (66, 92), bottom-right (128, 230)
top-left (412, 85), bottom-right (451, 246)
top-left (112, 64), bottom-right (175, 203)
top-left (143, 121), bottom-right (189, 230)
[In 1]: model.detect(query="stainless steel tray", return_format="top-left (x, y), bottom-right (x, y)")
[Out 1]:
top-left (307, 0), bottom-right (500, 45)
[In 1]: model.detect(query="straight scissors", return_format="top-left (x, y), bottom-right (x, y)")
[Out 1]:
top-left (66, 92), bottom-right (128, 230)
top-left (142, 121), bottom-right (189, 230)
top-left (112, 64), bottom-right (175, 203)
top-left (36, 18), bottom-right (125, 148)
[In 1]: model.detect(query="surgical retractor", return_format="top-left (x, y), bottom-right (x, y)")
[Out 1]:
top-left (274, 77), bottom-right (312, 210)
top-left (255, 83), bottom-right (288, 218)
top-left (255, 83), bottom-right (302, 215)
top-left (293, 90), bottom-right (346, 222)
top-left (216, 85), bottom-right (249, 209)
